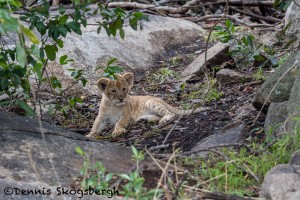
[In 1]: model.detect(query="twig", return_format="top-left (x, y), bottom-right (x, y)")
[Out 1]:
top-left (190, 14), bottom-right (276, 28)
top-left (148, 144), bottom-right (170, 151)
top-left (229, 6), bottom-right (282, 23)
top-left (293, 0), bottom-right (300, 8)
top-left (162, 116), bottom-right (183, 145)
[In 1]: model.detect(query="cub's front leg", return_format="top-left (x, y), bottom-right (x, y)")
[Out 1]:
top-left (112, 109), bottom-right (131, 137)
top-left (86, 113), bottom-right (107, 139)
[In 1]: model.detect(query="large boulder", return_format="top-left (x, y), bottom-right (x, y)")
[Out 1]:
top-left (0, 112), bottom-right (135, 199)
top-left (58, 14), bottom-right (206, 72)
top-left (285, 1), bottom-right (300, 44)
top-left (252, 51), bottom-right (300, 111)
top-left (260, 150), bottom-right (300, 200)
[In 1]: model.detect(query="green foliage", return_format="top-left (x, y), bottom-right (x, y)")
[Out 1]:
top-left (253, 68), bottom-right (266, 81)
top-left (152, 67), bottom-right (179, 84)
top-left (95, 58), bottom-right (124, 80)
top-left (76, 146), bottom-right (162, 199)
top-left (182, 122), bottom-right (300, 197)
top-left (189, 78), bottom-right (223, 103)
top-left (0, 1), bottom-right (147, 115)
top-left (95, 4), bottom-right (149, 39)
top-left (273, 0), bottom-right (292, 11)
top-left (214, 19), bottom-right (238, 43)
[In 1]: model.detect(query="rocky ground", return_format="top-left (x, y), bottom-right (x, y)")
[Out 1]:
top-left (41, 38), bottom-right (266, 154)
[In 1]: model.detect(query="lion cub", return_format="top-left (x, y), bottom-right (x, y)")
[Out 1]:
top-left (86, 72), bottom-right (211, 138)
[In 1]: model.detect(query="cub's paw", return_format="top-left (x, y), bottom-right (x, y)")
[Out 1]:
top-left (86, 132), bottom-right (97, 139)
top-left (112, 128), bottom-right (126, 137)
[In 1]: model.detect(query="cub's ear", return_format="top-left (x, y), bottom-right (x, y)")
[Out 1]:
top-left (122, 72), bottom-right (134, 87)
top-left (97, 78), bottom-right (110, 92)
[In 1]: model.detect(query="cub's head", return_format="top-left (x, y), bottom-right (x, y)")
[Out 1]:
top-left (97, 72), bottom-right (134, 106)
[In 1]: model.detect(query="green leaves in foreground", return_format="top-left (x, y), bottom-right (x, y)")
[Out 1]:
top-left (95, 57), bottom-right (123, 80)
top-left (17, 100), bottom-right (36, 117)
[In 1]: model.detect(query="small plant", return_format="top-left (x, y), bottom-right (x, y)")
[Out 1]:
top-left (188, 78), bottom-right (223, 103)
top-left (153, 67), bottom-right (178, 84)
top-left (96, 57), bottom-right (123, 80)
top-left (76, 146), bottom-right (162, 200)
top-left (214, 19), bottom-right (238, 43)
top-left (253, 68), bottom-right (266, 81)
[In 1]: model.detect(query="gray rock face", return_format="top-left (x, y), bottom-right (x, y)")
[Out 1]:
top-left (252, 51), bottom-right (300, 111)
top-left (264, 101), bottom-right (288, 135)
top-left (260, 164), bottom-right (300, 200)
top-left (181, 42), bottom-right (230, 81)
top-left (58, 14), bottom-right (206, 72)
top-left (285, 2), bottom-right (300, 43)
top-left (0, 112), bottom-right (135, 199)
top-left (191, 122), bottom-right (246, 156)
top-left (286, 68), bottom-right (300, 131)
top-left (216, 69), bottom-right (252, 85)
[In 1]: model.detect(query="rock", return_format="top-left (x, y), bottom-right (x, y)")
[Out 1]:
top-left (0, 112), bottom-right (135, 191)
top-left (216, 69), bottom-right (252, 85)
top-left (264, 101), bottom-right (288, 135)
top-left (233, 104), bottom-right (256, 120)
top-left (58, 14), bottom-right (206, 71)
top-left (286, 68), bottom-right (300, 131)
top-left (260, 164), bottom-right (300, 200)
top-left (191, 122), bottom-right (246, 156)
top-left (181, 42), bottom-right (230, 81)
top-left (290, 149), bottom-right (300, 166)
top-left (285, 2), bottom-right (300, 42)
top-left (252, 51), bottom-right (300, 111)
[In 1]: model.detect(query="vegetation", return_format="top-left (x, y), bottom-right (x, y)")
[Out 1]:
top-left (0, 0), bottom-right (147, 116)
top-left (76, 146), bottom-right (162, 199)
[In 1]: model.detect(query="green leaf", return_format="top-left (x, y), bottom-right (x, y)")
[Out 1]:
top-left (97, 26), bottom-right (101, 34)
top-left (58, 25), bottom-right (68, 37)
top-left (131, 146), bottom-right (138, 156)
top-left (67, 21), bottom-right (82, 35)
top-left (119, 28), bottom-right (125, 39)
top-left (32, 62), bottom-right (43, 81)
top-left (57, 40), bottom-right (64, 48)
top-left (50, 76), bottom-right (62, 89)
top-left (36, 21), bottom-right (46, 35)
top-left (108, 66), bottom-right (123, 73)
top-left (31, 44), bottom-right (40, 56)
top-left (69, 98), bottom-right (75, 106)
top-left (75, 147), bottom-right (85, 156)
top-left (225, 19), bottom-right (231, 29)
top-left (1, 77), bottom-right (8, 90)
top-left (16, 44), bottom-right (26, 67)
top-left (59, 15), bottom-right (69, 24)
top-left (45, 45), bottom-right (56, 61)
top-left (59, 55), bottom-right (68, 65)
top-left (119, 174), bottom-right (131, 181)
top-left (17, 100), bottom-right (36, 116)
top-left (20, 25), bottom-right (39, 44)
top-left (107, 57), bottom-right (118, 66)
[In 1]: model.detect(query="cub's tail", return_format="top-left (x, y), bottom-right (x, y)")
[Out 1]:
top-left (164, 103), bottom-right (211, 115)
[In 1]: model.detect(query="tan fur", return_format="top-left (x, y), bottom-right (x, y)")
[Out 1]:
top-left (86, 72), bottom-right (211, 138)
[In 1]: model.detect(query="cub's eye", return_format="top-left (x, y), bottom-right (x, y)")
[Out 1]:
top-left (123, 88), bottom-right (126, 91)
top-left (111, 90), bottom-right (117, 93)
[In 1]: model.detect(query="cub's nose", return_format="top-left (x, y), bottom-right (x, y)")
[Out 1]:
top-left (118, 98), bottom-right (124, 102)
